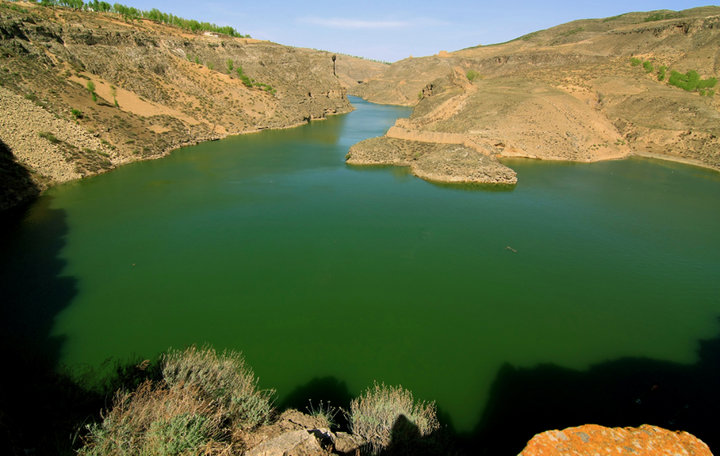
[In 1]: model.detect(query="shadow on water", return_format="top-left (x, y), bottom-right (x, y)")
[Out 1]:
top-left (278, 376), bottom-right (354, 430)
top-left (344, 324), bottom-right (720, 455)
top-left (463, 320), bottom-right (720, 455)
top-left (0, 191), bottom-right (152, 455)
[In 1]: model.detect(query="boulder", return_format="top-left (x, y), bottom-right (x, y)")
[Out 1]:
top-left (244, 430), bottom-right (326, 456)
top-left (519, 424), bottom-right (712, 456)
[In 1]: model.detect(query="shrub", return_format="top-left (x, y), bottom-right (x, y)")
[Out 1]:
top-left (347, 382), bottom-right (439, 454)
top-left (643, 61), bottom-right (653, 73)
top-left (466, 70), bottom-right (479, 81)
top-left (71, 108), bottom-right (84, 119)
top-left (668, 69), bottom-right (711, 92)
top-left (306, 400), bottom-right (339, 429)
top-left (162, 345), bottom-right (274, 429)
top-left (630, 57), bottom-right (641, 66)
top-left (38, 131), bottom-right (60, 144)
top-left (78, 381), bottom-right (227, 456)
top-left (697, 77), bottom-right (717, 89)
top-left (86, 81), bottom-right (97, 102)
top-left (226, 59), bottom-right (233, 73)
top-left (657, 65), bottom-right (667, 81)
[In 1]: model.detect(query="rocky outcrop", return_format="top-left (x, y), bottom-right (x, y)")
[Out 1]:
top-left (519, 424), bottom-right (712, 456)
top-left (241, 410), bottom-right (366, 456)
top-left (347, 137), bottom-right (517, 184)
top-left (349, 7), bottom-right (720, 184)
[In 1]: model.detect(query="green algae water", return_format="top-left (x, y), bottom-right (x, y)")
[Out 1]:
top-left (2, 97), bottom-right (720, 437)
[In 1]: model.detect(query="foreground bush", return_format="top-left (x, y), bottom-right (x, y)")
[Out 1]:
top-left (80, 346), bottom-right (274, 455)
top-left (79, 381), bottom-right (227, 455)
top-left (162, 346), bottom-right (274, 429)
top-left (347, 382), bottom-right (439, 454)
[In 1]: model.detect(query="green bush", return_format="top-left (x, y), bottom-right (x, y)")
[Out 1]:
top-left (697, 77), bottom-right (717, 89)
top-left (86, 81), bottom-right (97, 102)
top-left (630, 58), bottom-right (641, 66)
top-left (226, 59), bottom-right (233, 73)
top-left (657, 65), bottom-right (667, 81)
top-left (466, 70), bottom-right (479, 81)
top-left (38, 131), bottom-right (60, 144)
top-left (71, 108), bottom-right (84, 119)
top-left (643, 61), bottom-right (653, 73)
top-left (668, 70), bottom-right (714, 92)
top-left (347, 382), bottom-right (439, 454)
top-left (162, 345), bottom-right (274, 429)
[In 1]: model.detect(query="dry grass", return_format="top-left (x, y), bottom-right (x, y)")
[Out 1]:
top-left (162, 346), bottom-right (274, 429)
top-left (79, 346), bottom-right (275, 455)
top-left (347, 382), bottom-right (439, 454)
top-left (79, 381), bottom-right (229, 456)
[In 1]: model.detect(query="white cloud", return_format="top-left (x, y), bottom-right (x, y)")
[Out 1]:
top-left (298, 16), bottom-right (447, 29)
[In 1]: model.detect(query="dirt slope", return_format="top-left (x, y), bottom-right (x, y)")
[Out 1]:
top-left (0, 1), bottom-right (381, 209)
top-left (349, 7), bottom-right (720, 184)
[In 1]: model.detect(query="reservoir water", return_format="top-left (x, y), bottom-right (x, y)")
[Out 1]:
top-left (2, 97), bottom-right (720, 445)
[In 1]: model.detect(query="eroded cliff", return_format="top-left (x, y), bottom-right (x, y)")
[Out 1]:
top-left (0, 1), bottom-right (380, 209)
top-left (349, 7), bottom-right (720, 184)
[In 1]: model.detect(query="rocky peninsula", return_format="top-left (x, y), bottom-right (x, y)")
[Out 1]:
top-left (349, 7), bottom-right (720, 184)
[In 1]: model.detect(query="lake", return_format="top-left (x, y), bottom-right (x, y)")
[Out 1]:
top-left (2, 96), bottom-right (720, 448)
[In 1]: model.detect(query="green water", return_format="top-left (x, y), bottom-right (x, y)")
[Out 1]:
top-left (3, 97), bottom-right (720, 432)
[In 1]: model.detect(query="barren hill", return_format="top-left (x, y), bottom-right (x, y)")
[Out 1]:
top-left (0, 1), bottom-right (381, 210)
top-left (348, 7), bottom-right (720, 184)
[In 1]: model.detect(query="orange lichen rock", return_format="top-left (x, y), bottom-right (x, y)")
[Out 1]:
top-left (519, 424), bottom-right (712, 456)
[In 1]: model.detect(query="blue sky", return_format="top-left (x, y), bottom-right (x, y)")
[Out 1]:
top-left (120, 0), bottom-right (716, 61)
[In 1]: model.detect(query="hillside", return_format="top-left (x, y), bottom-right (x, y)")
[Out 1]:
top-left (0, 1), bottom-right (381, 210)
top-left (348, 7), bottom-right (720, 184)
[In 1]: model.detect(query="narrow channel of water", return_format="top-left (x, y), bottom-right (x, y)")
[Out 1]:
top-left (2, 97), bottom-right (720, 443)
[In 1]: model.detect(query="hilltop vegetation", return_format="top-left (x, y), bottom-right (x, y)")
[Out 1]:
top-left (19, 0), bottom-right (249, 37)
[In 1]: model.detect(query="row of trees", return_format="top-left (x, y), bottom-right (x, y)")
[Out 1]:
top-left (32, 0), bottom-right (249, 37)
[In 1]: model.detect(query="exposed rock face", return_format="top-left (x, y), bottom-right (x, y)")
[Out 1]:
top-left (350, 7), bottom-right (720, 184)
top-left (242, 410), bottom-right (365, 456)
top-left (0, 1), bottom-right (380, 210)
top-left (519, 424), bottom-right (712, 456)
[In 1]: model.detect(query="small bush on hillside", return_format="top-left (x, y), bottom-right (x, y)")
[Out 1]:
top-left (668, 70), bottom-right (713, 92)
top-left (698, 77), bottom-right (717, 89)
top-left (643, 61), bottom-right (653, 73)
top-left (71, 108), bottom-right (83, 119)
top-left (630, 57), bottom-right (641, 66)
top-left (162, 345), bottom-right (274, 429)
top-left (657, 65), bottom-right (667, 81)
top-left (38, 131), bottom-right (60, 144)
top-left (347, 382), bottom-right (439, 454)
top-left (86, 81), bottom-right (97, 102)
top-left (226, 59), bottom-right (234, 73)
top-left (466, 70), bottom-right (479, 81)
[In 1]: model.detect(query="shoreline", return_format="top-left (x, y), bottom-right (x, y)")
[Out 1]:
top-left (3, 107), bottom-right (353, 211)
